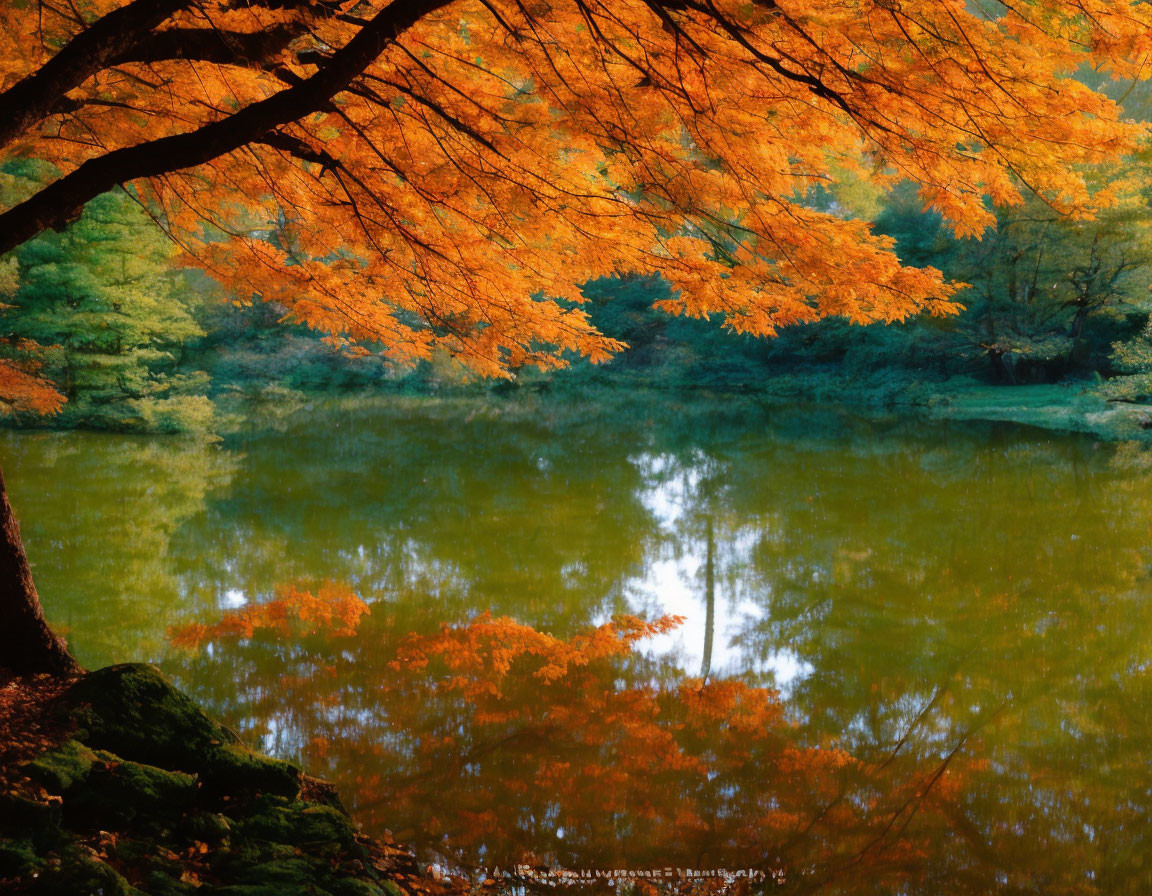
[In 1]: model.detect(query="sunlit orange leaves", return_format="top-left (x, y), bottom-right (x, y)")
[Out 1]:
top-left (0, 350), bottom-right (65, 416)
top-left (3, 1), bottom-right (1149, 374)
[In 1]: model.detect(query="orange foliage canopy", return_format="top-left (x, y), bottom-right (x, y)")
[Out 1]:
top-left (1, 1), bottom-right (1150, 375)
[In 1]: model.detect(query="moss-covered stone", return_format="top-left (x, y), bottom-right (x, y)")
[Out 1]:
top-left (27, 849), bottom-right (142, 896)
top-left (141, 869), bottom-right (203, 896)
top-left (231, 857), bottom-right (320, 885)
top-left (380, 880), bottom-right (406, 896)
top-left (0, 791), bottom-right (63, 843)
top-left (200, 742), bottom-right (301, 799)
top-left (64, 664), bottom-right (235, 764)
top-left (207, 885), bottom-right (324, 896)
top-left (0, 837), bottom-right (39, 877)
top-left (67, 752), bottom-right (198, 829)
top-left (237, 800), bottom-right (358, 851)
top-left (179, 810), bottom-right (233, 846)
top-left (1, 664), bottom-right (431, 896)
top-left (328, 880), bottom-right (388, 896)
top-left (23, 739), bottom-right (98, 793)
top-left (61, 663), bottom-right (301, 799)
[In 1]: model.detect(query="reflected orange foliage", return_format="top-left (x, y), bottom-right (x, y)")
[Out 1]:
top-left (394, 612), bottom-right (684, 695)
top-left (169, 582), bottom-right (369, 649)
top-left (169, 601), bottom-right (976, 885)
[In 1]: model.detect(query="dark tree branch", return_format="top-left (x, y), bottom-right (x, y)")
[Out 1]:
top-left (256, 131), bottom-right (342, 169)
top-left (0, 0), bottom-right (192, 151)
top-left (0, 0), bottom-right (455, 256)
top-left (110, 24), bottom-right (305, 68)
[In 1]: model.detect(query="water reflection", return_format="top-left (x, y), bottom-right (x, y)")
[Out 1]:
top-left (169, 603), bottom-right (986, 894)
top-left (2, 398), bottom-right (1150, 892)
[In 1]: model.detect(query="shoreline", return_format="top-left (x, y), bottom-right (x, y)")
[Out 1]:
top-left (3, 379), bottom-right (1151, 444)
top-left (0, 663), bottom-right (465, 896)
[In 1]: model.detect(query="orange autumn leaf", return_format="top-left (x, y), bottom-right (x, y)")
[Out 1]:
top-left (0, 355), bottom-right (65, 416)
top-left (2, 1), bottom-right (1149, 374)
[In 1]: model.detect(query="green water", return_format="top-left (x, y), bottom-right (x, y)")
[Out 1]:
top-left (3, 396), bottom-right (1150, 893)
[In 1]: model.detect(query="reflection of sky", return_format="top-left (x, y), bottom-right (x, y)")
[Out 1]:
top-left (607, 452), bottom-right (814, 692)
top-left (619, 549), bottom-right (813, 692)
top-left (211, 448), bottom-right (818, 690)
top-left (220, 587), bottom-right (247, 609)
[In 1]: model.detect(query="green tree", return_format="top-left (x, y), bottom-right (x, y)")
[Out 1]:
top-left (874, 173), bottom-right (1152, 385)
top-left (1, 187), bottom-right (212, 432)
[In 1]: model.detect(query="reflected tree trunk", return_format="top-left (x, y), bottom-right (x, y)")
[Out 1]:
top-left (701, 513), bottom-right (715, 681)
top-left (0, 463), bottom-right (79, 676)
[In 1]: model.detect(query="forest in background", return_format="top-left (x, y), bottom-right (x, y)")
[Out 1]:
top-left (7, 74), bottom-right (1152, 439)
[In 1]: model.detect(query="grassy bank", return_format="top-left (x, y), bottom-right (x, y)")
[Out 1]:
top-left (209, 373), bottom-right (1152, 445)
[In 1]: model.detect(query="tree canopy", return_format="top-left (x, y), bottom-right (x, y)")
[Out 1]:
top-left (1, 0), bottom-right (1150, 401)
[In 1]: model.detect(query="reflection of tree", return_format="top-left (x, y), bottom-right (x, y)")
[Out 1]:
top-left (0, 430), bottom-right (234, 666)
top-left (170, 402), bottom-right (669, 635)
top-left (629, 440), bottom-right (762, 681)
top-left (701, 428), bottom-right (1152, 893)
top-left (702, 514), bottom-right (714, 681)
top-left (10, 398), bottom-right (1152, 890)
top-left (169, 604), bottom-right (987, 894)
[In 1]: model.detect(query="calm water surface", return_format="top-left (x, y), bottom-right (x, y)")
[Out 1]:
top-left (3, 397), bottom-right (1150, 893)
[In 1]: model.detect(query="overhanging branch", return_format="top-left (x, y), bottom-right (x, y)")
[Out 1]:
top-left (0, 0), bottom-right (455, 256)
top-left (0, 0), bottom-right (193, 151)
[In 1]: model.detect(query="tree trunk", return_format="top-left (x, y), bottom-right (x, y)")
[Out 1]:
top-left (988, 349), bottom-right (1016, 385)
top-left (701, 514), bottom-right (715, 682)
top-left (0, 463), bottom-right (79, 676)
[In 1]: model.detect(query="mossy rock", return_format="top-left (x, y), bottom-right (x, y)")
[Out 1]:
top-left (2, 665), bottom-right (407, 896)
top-left (25, 849), bottom-right (142, 896)
top-left (0, 837), bottom-right (40, 877)
top-left (201, 742), bottom-right (301, 799)
top-left (206, 885), bottom-right (325, 896)
top-left (231, 857), bottom-right (321, 885)
top-left (73, 753), bottom-right (198, 829)
top-left (23, 739), bottom-right (98, 793)
top-left (206, 864), bottom-right (385, 896)
top-left (178, 810), bottom-right (233, 846)
top-left (23, 739), bottom-right (198, 833)
top-left (327, 880), bottom-right (388, 896)
top-left (213, 838), bottom-right (300, 868)
top-left (140, 869), bottom-right (203, 896)
top-left (236, 799), bottom-right (358, 851)
top-left (379, 880), bottom-right (406, 896)
top-left (64, 664), bottom-right (234, 763)
top-left (61, 664), bottom-right (300, 798)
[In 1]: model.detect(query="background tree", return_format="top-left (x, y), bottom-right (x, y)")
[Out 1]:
top-left (874, 171), bottom-right (1152, 385)
top-left (1, 173), bottom-right (213, 432)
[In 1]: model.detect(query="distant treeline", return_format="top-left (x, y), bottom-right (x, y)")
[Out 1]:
top-left (4, 158), bottom-right (1152, 435)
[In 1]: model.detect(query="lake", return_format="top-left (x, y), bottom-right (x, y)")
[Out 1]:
top-left (4, 395), bottom-right (1150, 893)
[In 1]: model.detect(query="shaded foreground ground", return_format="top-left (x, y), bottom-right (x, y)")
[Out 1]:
top-left (0, 664), bottom-right (465, 896)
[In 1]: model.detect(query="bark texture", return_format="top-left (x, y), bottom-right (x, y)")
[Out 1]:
top-left (0, 464), bottom-right (79, 676)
